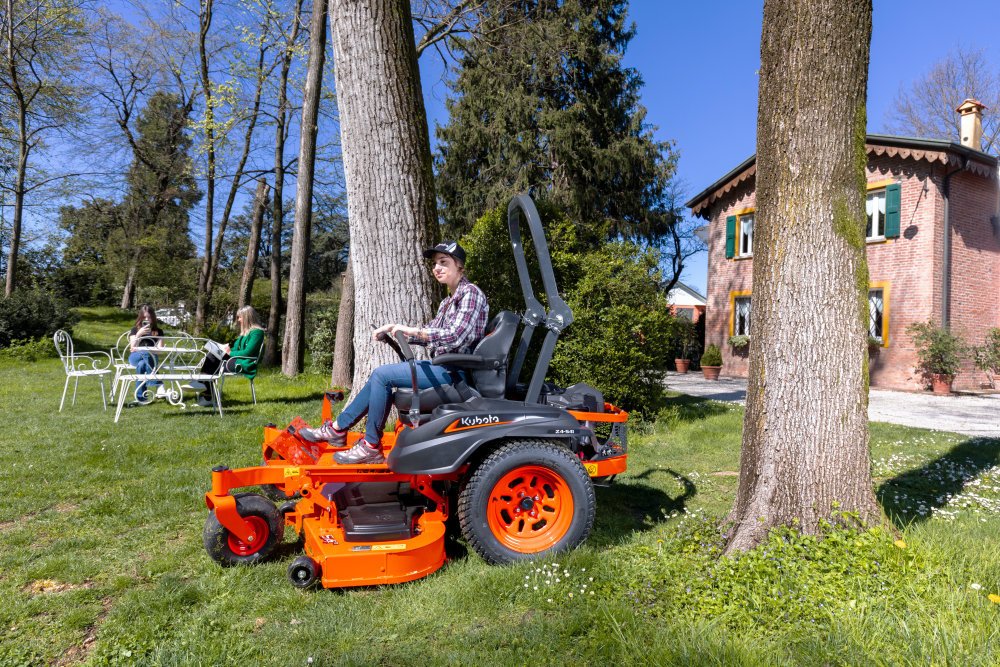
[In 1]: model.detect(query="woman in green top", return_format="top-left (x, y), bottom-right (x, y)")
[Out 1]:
top-left (196, 305), bottom-right (265, 405)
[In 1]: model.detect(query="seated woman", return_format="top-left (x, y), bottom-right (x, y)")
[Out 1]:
top-left (128, 304), bottom-right (164, 403)
top-left (195, 305), bottom-right (266, 406)
top-left (300, 241), bottom-right (489, 464)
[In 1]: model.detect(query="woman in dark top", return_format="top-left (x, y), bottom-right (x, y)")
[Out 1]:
top-left (128, 304), bottom-right (163, 402)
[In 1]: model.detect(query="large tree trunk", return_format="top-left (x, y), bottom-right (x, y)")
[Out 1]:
top-left (329, 0), bottom-right (437, 388)
top-left (238, 179), bottom-right (270, 309)
top-left (194, 0), bottom-right (216, 334)
top-left (724, 0), bottom-right (881, 554)
top-left (265, 0), bottom-right (304, 367)
top-left (120, 260), bottom-right (138, 310)
top-left (331, 257), bottom-right (354, 387)
top-left (283, 0), bottom-right (328, 377)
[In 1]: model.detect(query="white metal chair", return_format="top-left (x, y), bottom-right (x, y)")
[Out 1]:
top-left (109, 331), bottom-right (133, 400)
top-left (218, 340), bottom-right (266, 404)
top-left (53, 329), bottom-right (113, 412)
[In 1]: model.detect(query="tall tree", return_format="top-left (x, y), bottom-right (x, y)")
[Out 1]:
top-left (329, 0), bottom-right (437, 388)
top-left (886, 46), bottom-right (999, 156)
top-left (283, 0), bottom-right (328, 376)
top-left (1, 0), bottom-right (85, 296)
top-left (238, 178), bottom-right (269, 309)
top-left (724, 0), bottom-right (881, 553)
top-left (435, 0), bottom-right (677, 241)
top-left (330, 257), bottom-right (354, 387)
top-left (264, 0), bottom-right (304, 366)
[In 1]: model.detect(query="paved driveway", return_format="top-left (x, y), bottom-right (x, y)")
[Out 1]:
top-left (666, 372), bottom-right (1000, 438)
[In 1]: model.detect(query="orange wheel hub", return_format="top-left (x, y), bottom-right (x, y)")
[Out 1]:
top-left (486, 465), bottom-right (574, 553)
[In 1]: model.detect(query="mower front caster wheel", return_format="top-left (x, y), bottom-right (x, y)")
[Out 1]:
top-left (287, 556), bottom-right (320, 588)
top-left (204, 492), bottom-right (284, 566)
top-left (458, 439), bottom-right (596, 565)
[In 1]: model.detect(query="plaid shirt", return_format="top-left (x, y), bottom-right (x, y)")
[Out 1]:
top-left (418, 276), bottom-right (489, 357)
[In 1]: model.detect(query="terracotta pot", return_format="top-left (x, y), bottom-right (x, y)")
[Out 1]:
top-left (931, 373), bottom-right (954, 395)
top-left (675, 359), bottom-right (691, 374)
top-left (702, 365), bottom-right (722, 381)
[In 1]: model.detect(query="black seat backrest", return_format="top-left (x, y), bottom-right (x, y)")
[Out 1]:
top-left (468, 311), bottom-right (519, 398)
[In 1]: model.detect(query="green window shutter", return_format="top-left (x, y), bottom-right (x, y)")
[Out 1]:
top-left (884, 183), bottom-right (901, 238)
top-left (725, 215), bottom-right (736, 258)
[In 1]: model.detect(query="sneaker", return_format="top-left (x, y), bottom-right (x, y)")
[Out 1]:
top-left (184, 381), bottom-right (206, 391)
top-left (155, 385), bottom-right (169, 399)
top-left (333, 440), bottom-right (384, 465)
top-left (196, 394), bottom-right (215, 407)
top-left (298, 420), bottom-right (347, 446)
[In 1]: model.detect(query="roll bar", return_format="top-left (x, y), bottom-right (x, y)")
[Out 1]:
top-left (505, 194), bottom-right (574, 404)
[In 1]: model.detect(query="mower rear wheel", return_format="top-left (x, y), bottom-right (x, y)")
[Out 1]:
top-left (458, 440), bottom-right (595, 565)
top-left (204, 492), bottom-right (284, 566)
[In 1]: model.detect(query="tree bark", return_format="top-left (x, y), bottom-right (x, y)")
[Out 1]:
top-left (283, 0), bottom-right (328, 376)
top-left (239, 178), bottom-right (270, 309)
top-left (724, 0), bottom-right (881, 554)
top-left (331, 257), bottom-right (354, 387)
top-left (328, 0), bottom-right (437, 388)
top-left (120, 258), bottom-right (139, 310)
top-left (265, 0), bottom-right (304, 367)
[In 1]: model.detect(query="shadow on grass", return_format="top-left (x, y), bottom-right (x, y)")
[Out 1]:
top-left (877, 437), bottom-right (1000, 527)
top-left (589, 468), bottom-right (697, 546)
top-left (662, 394), bottom-right (735, 423)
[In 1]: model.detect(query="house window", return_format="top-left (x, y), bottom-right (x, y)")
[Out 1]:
top-left (738, 213), bottom-right (754, 256)
top-left (866, 189), bottom-right (886, 240)
top-left (868, 287), bottom-right (886, 345)
top-left (734, 296), bottom-right (751, 336)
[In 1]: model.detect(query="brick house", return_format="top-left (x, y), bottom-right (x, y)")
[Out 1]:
top-left (685, 100), bottom-right (1000, 391)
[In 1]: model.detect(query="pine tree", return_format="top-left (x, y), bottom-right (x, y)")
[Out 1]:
top-left (435, 0), bottom-right (677, 240)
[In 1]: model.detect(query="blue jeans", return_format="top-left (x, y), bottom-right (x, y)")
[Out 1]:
top-left (129, 350), bottom-right (160, 399)
top-left (337, 360), bottom-right (459, 445)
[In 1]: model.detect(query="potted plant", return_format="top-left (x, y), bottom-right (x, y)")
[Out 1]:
top-left (728, 334), bottom-right (750, 357)
top-left (906, 320), bottom-right (968, 395)
top-left (700, 344), bottom-right (723, 380)
top-left (674, 319), bottom-right (699, 374)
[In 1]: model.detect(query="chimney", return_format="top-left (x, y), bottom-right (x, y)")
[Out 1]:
top-left (956, 98), bottom-right (987, 150)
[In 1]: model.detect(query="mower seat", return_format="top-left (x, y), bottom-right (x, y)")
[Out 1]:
top-left (393, 311), bottom-right (519, 423)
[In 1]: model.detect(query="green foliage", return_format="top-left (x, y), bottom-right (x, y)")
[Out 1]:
top-left (675, 318), bottom-right (700, 359)
top-left (906, 320), bottom-right (969, 377)
top-left (701, 343), bottom-right (722, 367)
top-left (0, 287), bottom-right (76, 347)
top-left (436, 0), bottom-right (678, 239)
top-left (464, 204), bottom-right (677, 413)
top-left (0, 337), bottom-right (57, 361)
top-left (727, 334), bottom-right (749, 350)
top-left (306, 292), bottom-right (340, 374)
top-left (974, 328), bottom-right (1000, 387)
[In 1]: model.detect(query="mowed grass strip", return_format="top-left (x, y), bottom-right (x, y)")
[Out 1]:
top-left (1, 308), bottom-right (999, 666)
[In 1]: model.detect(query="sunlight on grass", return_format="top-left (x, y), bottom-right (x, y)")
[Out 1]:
top-left (1, 309), bottom-right (999, 665)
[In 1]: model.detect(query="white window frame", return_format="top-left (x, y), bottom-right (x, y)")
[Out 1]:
top-left (738, 213), bottom-right (754, 257)
top-left (866, 189), bottom-right (886, 241)
top-left (734, 296), bottom-right (751, 336)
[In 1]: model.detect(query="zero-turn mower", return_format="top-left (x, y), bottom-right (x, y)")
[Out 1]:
top-left (203, 194), bottom-right (628, 589)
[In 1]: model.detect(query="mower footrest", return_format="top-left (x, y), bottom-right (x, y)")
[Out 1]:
top-left (341, 503), bottom-right (415, 542)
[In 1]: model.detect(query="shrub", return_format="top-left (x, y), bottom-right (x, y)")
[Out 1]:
top-left (906, 320), bottom-right (968, 377)
top-left (675, 318), bottom-right (700, 360)
top-left (974, 327), bottom-right (1000, 388)
top-left (728, 334), bottom-right (749, 350)
top-left (463, 204), bottom-right (678, 414)
top-left (0, 337), bottom-right (57, 362)
top-left (307, 295), bottom-right (340, 374)
top-left (701, 344), bottom-right (722, 367)
top-left (0, 288), bottom-right (76, 348)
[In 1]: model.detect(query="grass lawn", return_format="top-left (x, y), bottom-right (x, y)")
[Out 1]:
top-left (2, 308), bottom-right (999, 665)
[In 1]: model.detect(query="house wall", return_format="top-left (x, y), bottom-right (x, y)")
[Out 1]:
top-left (702, 153), bottom-right (999, 391)
top-left (947, 168), bottom-right (1000, 389)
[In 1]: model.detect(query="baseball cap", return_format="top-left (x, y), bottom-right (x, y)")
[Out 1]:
top-left (423, 240), bottom-right (467, 265)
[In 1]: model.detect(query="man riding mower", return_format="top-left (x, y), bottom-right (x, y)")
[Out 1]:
top-left (203, 194), bottom-right (629, 589)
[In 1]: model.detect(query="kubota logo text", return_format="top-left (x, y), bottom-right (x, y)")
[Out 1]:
top-left (444, 414), bottom-right (511, 433)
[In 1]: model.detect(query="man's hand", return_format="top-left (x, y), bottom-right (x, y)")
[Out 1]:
top-left (390, 324), bottom-right (421, 339)
top-left (372, 323), bottom-right (394, 341)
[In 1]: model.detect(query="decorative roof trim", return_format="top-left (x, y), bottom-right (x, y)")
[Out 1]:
top-left (685, 134), bottom-right (999, 219)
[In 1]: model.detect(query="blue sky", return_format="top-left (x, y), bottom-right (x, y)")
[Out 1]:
top-left (418, 0), bottom-right (1000, 295)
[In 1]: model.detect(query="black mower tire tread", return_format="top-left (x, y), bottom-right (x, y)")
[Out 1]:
top-left (457, 439), bottom-right (595, 565)
top-left (203, 492), bottom-right (284, 567)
